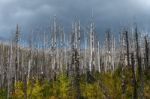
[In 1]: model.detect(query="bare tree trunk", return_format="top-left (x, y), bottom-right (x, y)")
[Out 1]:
top-left (23, 73), bottom-right (27, 99)
top-left (135, 26), bottom-right (143, 98)
top-left (97, 41), bottom-right (101, 72)
top-left (15, 24), bottom-right (20, 82)
top-left (125, 31), bottom-right (130, 67)
top-left (144, 36), bottom-right (149, 71)
top-left (131, 53), bottom-right (137, 99)
top-left (74, 49), bottom-right (81, 99)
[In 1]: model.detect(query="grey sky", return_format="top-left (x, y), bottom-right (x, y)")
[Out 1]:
top-left (0, 0), bottom-right (150, 39)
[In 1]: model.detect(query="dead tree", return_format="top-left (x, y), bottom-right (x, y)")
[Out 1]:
top-left (120, 31), bottom-right (127, 98)
top-left (144, 36), bottom-right (149, 71)
top-left (125, 30), bottom-right (130, 67)
top-left (104, 29), bottom-right (113, 71)
top-left (131, 53), bottom-right (137, 99)
top-left (50, 16), bottom-right (58, 80)
top-left (89, 21), bottom-right (95, 72)
top-left (97, 41), bottom-right (101, 72)
top-left (7, 41), bottom-right (13, 98)
top-left (14, 24), bottom-right (20, 81)
top-left (135, 26), bottom-right (143, 98)
top-left (70, 20), bottom-right (81, 99)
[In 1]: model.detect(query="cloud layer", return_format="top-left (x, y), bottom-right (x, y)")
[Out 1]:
top-left (0, 0), bottom-right (150, 39)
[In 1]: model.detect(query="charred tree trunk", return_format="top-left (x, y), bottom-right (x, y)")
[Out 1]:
top-left (135, 26), bottom-right (143, 98)
top-left (125, 31), bottom-right (130, 67)
top-left (15, 24), bottom-right (20, 81)
top-left (144, 36), bottom-right (149, 71)
top-left (70, 21), bottom-right (81, 99)
top-left (23, 73), bottom-right (27, 99)
top-left (74, 49), bottom-right (81, 99)
top-left (131, 53), bottom-right (137, 99)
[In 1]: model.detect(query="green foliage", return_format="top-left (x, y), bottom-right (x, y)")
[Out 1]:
top-left (0, 88), bottom-right (7, 99)
top-left (11, 79), bottom-right (43, 99)
top-left (144, 81), bottom-right (150, 98)
top-left (81, 81), bottom-right (104, 99)
top-left (12, 81), bottom-right (24, 99)
top-left (144, 71), bottom-right (150, 98)
top-left (30, 79), bottom-right (43, 98)
top-left (126, 68), bottom-right (134, 98)
top-left (42, 80), bottom-right (52, 98)
top-left (42, 72), bottom-right (70, 99)
top-left (99, 71), bottom-right (122, 98)
top-left (57, 73), bottom-right (70, 98)
top-left (3, 67), bottom-right (150, 99)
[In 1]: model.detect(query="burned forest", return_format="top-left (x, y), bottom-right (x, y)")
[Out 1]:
top-left (0, 16), bottom-right (150, 99)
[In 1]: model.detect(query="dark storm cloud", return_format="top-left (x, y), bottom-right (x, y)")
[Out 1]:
top-left (0, 0), bottom-right (150, 39)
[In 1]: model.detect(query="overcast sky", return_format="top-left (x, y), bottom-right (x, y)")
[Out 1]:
top-left (0, 0), bottom-right (150, 39)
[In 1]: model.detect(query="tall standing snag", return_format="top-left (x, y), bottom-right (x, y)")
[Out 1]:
top-left (15, 24), bottom-right (20, 81)
top-left (144, 36), bottom-right (149, 71)
top-left (135, 26), bottom-right (144, 98)
top-left (131, 53), bottom-right (137, 99)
